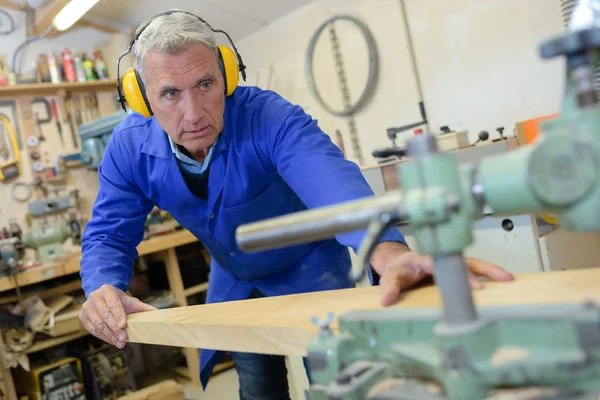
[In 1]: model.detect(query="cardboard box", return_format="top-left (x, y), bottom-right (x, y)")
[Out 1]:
top-left (117, 380), bottom-right (184, 400)
top-left (515, 114), bottom-right (559, 146)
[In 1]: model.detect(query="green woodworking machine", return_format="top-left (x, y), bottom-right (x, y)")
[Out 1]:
top-left (235, 2), bottom-right (600, 399)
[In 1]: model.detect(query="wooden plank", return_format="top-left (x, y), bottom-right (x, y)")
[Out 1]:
top-left (117, 380), bottom-right (184, 400)
top-left (126, 268), bottom-right (600, 356)
top-left (161, 248), bottom-right (201, 385)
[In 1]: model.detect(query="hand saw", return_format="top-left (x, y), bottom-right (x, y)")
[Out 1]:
top-left (0, 115), bottom-right (21, 182)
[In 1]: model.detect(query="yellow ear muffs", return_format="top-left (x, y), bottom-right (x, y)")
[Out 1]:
top-left (121, 67), bottom-right (153, 117)
top-left (217, 45), bottom-right (240, 97)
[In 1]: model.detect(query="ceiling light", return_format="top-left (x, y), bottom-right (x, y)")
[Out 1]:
top-left (53, 0), bottom-right (100, 31)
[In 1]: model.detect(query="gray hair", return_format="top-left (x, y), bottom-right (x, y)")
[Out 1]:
top-left (133, 11), bottom-right (218, 84)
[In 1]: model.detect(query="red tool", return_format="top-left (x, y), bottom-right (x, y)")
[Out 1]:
top-left (50, 98), bottom-right (65, 147)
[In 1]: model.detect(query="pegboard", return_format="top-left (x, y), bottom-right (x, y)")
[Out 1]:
top-left (0, 91), bottom-right (121, 259)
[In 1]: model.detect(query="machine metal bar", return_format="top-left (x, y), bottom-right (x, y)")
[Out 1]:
top-left (236, 191), bottom-right (406, 252)
top-left (433, 253), bottom-right (478, 326)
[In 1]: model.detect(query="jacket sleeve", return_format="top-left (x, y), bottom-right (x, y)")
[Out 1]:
top-left (80, 131), bottom-right (154, 298)
top-left (258, 93), bottom-right (407, 254)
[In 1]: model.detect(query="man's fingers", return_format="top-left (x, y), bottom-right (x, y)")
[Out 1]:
top-left (380, 270), bottom-right (403, 307)
top-left (466, 258), bottom-right (514, 281)
top-left (380, 264), bottom-right (425, 306)
top-left (120, 293), bottom-right (157, 314)
top-left (412, 254), bottom-right (434, 275)
top-left (81, 309), bottom-right (123, 348)
top-left (467, 271), bottom-right (484, 290)
top-left (103, 288), bottom-right (128, 330)
top-left (94, 297), bottom-right (127, 343)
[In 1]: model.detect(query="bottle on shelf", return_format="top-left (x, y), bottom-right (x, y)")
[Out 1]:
top-left (46, 53), bottom-right (61, 84)
top-left (62, 49), bottom-right (77, 83)
top-left (82, 52), bottom-right (97, 81)
top-left (94, 51), bottom-right (109, 80)
top-left (74, 54), bottom-right (86, 83)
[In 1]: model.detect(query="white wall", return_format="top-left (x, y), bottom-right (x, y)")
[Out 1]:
top-left (236, 0), bottom-right (566, 165)
top-left (237, 0), bottom-right (423, 166)
top-left (406, 0), bottom-right (565, 144)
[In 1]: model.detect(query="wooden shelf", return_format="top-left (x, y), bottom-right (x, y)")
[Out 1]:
top-left (26, 329), bottom-right (89, 354)
top-left (184, 282), bottom-right (208, 297)
top-left (0, 229), bottom-right (198, 294)
top-left (137, 229), bottom-right (198, 257)
top-left (0, 80), bottom-right (118, 98)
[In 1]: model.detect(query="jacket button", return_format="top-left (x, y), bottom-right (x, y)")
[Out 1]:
top-left (230, 252), bottom-right (235, 256)
top-left (210, 214), bottom-right (215, 219)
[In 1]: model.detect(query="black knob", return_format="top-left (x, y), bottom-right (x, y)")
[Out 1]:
top-left (478, 131), bottom-right (489, 141)
top-left (372, 147), bottom-right (407, 159)
top-left (497, 127), bottom-right (505, 138)
top-left (502, 218), bottom-right (514, 232)
top-left (540, 28), bottom-right (600, 60)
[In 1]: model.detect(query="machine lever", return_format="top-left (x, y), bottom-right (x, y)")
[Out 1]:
top-left (353, 212), bottom-right (397, 282)
top-left (372, 147), bottom-right (406, 159)
top-left (235, 191), bottom-right (406, 253)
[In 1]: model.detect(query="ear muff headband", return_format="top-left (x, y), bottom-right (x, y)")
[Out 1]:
top-left (116, 10), bottom-right (247, 116)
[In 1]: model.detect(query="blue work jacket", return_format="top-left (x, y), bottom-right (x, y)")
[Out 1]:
top-left (80, 86), bottom-right (406, 388)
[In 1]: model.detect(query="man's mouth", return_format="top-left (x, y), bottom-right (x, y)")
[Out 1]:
top-left (184, 126), bottom-right (208, 136)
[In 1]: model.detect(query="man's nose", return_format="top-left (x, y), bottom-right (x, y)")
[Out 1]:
top-left (182, 91), bottom-right (205, 124)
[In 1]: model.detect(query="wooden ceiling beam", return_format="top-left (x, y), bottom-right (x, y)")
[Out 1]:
top-left (0, 0), bottom-right (24, 11)
top-left (33, 0), bottom-right (69, 36)
top-left (76, 18), bottom-right (119, 34)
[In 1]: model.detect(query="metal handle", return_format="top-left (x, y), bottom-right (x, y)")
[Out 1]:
top-left (353, 212), bottom-right (397, 282)
top-left (235, 191), bottom-right (406, 253)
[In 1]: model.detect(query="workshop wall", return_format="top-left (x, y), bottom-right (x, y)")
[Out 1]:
top-left (405, 0), bottom-right (565, 144)
top-left (236, 0), bottom-right (565, 166)
top-left (0, 6), bottom-right (128, 255)
top-left (236, 0), bottom-right (424, 167)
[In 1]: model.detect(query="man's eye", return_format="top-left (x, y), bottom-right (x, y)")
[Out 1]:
top-left (200, 81), bottom-right (212, 90)
top-left (164, 90), bottom-right (178, 99)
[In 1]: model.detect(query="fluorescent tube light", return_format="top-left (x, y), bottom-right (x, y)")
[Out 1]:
top-left (52, 0), bottom-right (100, 31)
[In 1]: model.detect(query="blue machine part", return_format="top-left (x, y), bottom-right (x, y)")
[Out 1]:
top-left (79, 111), bottom-right (128, 170)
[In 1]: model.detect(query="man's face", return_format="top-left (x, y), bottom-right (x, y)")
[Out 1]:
top-left (144, 42), bottom-right (225, 158)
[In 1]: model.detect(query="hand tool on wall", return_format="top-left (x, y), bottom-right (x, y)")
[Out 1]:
top-left (49, 98), bottom-right (64, 147)
top-left (235, 3), bottom-right (600, 397)
top-left (89, 93), bottom-right (100, 119)
top-left (0, 120), bottom-right (8, 160)
top-left (31, 98), bottom-right (52, 143)
top-left (0, 101), bottom-right (24, 150)
top-left (0, 114), bottom-right (20, 182)
top-left (72, 95), bottom-right (83, 125)
top-left (33, 113), bottom-right (45, 143)
top-left (60, 97), bottom-right (78, 149)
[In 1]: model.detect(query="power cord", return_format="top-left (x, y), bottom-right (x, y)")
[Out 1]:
top-left (0, 10), bottom-right (16, 36)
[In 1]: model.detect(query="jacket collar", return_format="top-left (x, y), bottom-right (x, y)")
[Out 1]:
top-left (140, 117), bottom-right (172, 159)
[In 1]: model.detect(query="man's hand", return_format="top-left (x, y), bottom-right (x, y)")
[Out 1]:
top-left (79, 284), bottom-right (157, 348)
top-left (370, 242), bottom-right (514, 306)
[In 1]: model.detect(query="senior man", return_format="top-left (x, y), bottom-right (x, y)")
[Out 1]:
top-left (79, 10), bottom-right (513, 399)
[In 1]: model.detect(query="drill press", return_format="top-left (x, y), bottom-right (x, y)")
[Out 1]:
top-left (235, 3), bottom-right (600, 399)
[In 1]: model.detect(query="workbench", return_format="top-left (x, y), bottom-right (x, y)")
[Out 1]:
top-left (0, 228), bottom-right (206, 400)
